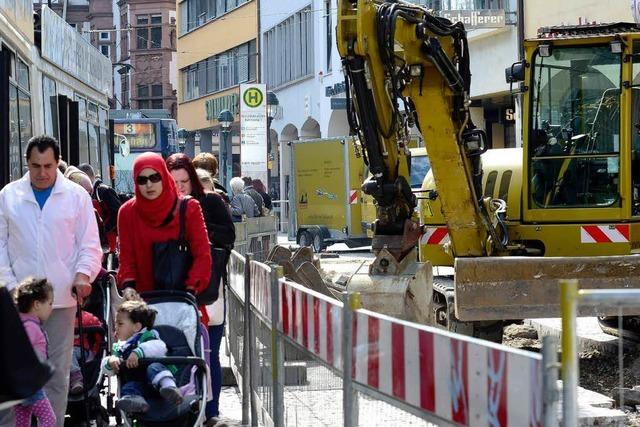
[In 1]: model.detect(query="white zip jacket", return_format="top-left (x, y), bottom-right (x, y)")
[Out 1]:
top-left (0, 170), bottom-right (103, 308)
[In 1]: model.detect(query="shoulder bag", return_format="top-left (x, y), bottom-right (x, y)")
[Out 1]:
top-left (152, 198), bottom-right (192, 292)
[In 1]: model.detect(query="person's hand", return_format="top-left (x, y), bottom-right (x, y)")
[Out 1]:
top-left (126, 352), bottom-right (139, 369)
top-left (108, 356), bottom-right (121, 373)
top-left (72, 273), bottom-right (92, 305)
top-left (122, 287), bottom-right (141, 302)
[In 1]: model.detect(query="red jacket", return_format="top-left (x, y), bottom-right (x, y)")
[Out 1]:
top-left (117, 197), bottom-right (212, 295)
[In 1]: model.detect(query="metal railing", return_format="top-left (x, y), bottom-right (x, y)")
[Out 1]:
top-left (560, 279), bottom-right (640, 426)
top-left (226, 250), bottom-right (557, 426)
top-left (233, 215), bottom-right (278, 262)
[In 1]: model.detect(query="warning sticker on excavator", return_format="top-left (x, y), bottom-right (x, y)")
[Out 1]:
top-left (349, 190), bottom-right (358, 204)
top-left (420, 227), bottom-right (450, 245)
top-left (580, 225), bottom-right (630, 243)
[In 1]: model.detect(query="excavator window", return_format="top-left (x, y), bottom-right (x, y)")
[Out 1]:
top-left (631, 42), bottom-right (640, 216)
top-left (529, 45), bottom-right (621, 208)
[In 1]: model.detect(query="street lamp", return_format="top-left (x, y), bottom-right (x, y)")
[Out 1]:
top-left (218, 109), bottom-right (234, 193)
top-left (177, 128), bottom-right (188, 153)
top-left (266, 91), bottom-right (279, 195)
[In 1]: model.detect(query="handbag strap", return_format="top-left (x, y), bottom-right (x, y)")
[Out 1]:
top-left (178, 196), bottom-right (190, 247)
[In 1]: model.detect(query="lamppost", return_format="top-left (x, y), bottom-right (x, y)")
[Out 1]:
top-left (177, 128), bottom-right (187, 153)
top-left (218, 109), bottom-right (234, 193)
top-left (266, 91), bottom-right (279, 195)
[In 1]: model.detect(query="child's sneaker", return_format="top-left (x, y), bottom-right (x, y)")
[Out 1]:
top-left (159, 385), bottom-right (183, 406)
top-left (115, 395), bottom-right (150, 413)
top-left (69, 371), bottom-right (84, 395)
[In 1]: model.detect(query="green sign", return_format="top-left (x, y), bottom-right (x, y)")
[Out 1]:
top-left (205, 93), bottom-right (239, 121)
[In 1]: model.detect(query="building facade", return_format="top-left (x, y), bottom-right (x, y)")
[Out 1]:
top-left (263, 1), bottom-right (350, 200)
top-left (118, 0), bottom-right (177, 116)
top-left (35, 0), bottom-right (178, 117)
top-left (176, 0), bottom-right (258, 166)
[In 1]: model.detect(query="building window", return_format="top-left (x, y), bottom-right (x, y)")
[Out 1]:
top-left (264, 6), bottom-right (314, 88)
top-left (136, 15), bottom-right (162, 49)
top-left (99, 31), bottom-right (110, 41)
top-left (137, 84), bottom-right (164, 109)
top-left (179, 0), bottom-right (249, 35)
top-left (180, 39), bottom-right (256, 102)
top-left (447, 0), bottom-right (503, 9)
top-left (100, 45), bottom-right (110, 58)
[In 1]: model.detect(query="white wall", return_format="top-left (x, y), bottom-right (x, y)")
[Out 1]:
top-left (467, 26), bottom-right (519, 99)
top-left (261, 0), bottom-right (347, 140)
top-left (525, 0), bottom-right (634, 38)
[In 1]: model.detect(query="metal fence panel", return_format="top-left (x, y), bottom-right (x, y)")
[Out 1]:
top-left (226, 251), bottom-right (547, 427)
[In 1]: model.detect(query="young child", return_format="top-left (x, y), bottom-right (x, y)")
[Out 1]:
top-left (102, 300), bottom-right (183, 414)
top-left (14, 277), bottom-right (56, 427)
top-left (69, 309), bottom-right (103, 395)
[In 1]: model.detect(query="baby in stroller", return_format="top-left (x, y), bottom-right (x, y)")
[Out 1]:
top-left (102, 300), bottom-right (183, 414)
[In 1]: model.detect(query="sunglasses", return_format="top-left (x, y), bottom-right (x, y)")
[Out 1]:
top-left (136, 173), bottom-right (162, 186)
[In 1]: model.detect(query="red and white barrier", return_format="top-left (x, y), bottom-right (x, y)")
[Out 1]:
top-left (277, 278), bottom-right (543, 426)
top-left (279, 280), bottom-right (343, 371)
top-left (249, 261), bottom-right (272, 318)
top-left (352, 310), bottom-right (542, 426)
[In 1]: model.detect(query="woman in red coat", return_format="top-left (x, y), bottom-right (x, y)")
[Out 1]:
top-left (117, 153), bottom-right (212, 316)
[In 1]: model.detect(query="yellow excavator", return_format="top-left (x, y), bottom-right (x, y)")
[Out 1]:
top-left (336, 0), bottom-right (640, 341)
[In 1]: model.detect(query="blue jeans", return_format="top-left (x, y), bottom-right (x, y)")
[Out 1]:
top-left (205, 324), bottom-right (224, 418)
top-left (121, 362), bottom-right (174, 398)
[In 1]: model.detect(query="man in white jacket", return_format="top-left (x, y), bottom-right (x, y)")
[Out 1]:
top-left (0, 135), bottom-right (103, 427)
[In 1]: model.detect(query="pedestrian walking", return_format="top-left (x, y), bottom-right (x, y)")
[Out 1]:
top-left (241, 176), bottom-right (264, 216)
top-left (14, 278), bottom-right (56, 427)
top-left (251, 178), bottom-right (272, 213)
top-left (0, 135), bottom-right (103, 427)
top-left (166, 153), bottom-right (235, 427)
top-left (78, 163), bottom-right (122, 258)
top-left (116, 152), bottom-right (211, 311)
top-left (193, 152), bottom-right (230, 202)
top-left (229, 177), bottom-right (259, 221)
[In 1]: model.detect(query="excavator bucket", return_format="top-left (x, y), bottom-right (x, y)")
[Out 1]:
top-left (454, 255), bottom-right (640, 321)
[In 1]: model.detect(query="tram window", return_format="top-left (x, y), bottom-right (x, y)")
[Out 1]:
top-left (79, 121), bottom-right (89, 165)
top-left (99, 124), bottom-right (110, 184)
top-left (88, 123), bottom-right (100, 170)
top-left (87, 102), bottom-right (98, 123)
top-left (16, 58), bottom-right (29, 90)
top-left (76, 96), bottom-right (86, 119)
top-left (9, 87), bottom-right (21, 181)
top-left (42, 76), bottom-right (59, 140)
top-left (18, 90), bottom-right (32, 153)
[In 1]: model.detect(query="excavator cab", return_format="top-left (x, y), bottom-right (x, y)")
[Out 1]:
top-left (525, 39), bottom-right (624, 219)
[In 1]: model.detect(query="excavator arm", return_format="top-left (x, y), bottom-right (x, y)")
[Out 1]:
top-left (337, 0), bottom-right (506, 261)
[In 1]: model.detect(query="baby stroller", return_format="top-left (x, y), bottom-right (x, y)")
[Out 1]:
top-left (115, 290), bottom-right (208, 427)
top-left (65, 271), bottom-right (116, 427)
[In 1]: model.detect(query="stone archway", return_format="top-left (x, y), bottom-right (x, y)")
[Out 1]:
top-left (327, 110), bottom-right (350, 138)
top-left (300, 117), bottom-right (321, 140)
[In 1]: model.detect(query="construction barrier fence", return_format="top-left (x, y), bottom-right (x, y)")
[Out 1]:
top-left (227, 250), bottom-right (557, 426)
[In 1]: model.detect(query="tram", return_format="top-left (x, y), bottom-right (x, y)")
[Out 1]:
top-left (0, 3), bottom-right (113, 189)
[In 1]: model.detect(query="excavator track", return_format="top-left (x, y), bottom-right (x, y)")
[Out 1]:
top-left (597, 316), bottom-right (640, 343)
top-left (432, 276), bottom-right (504, 343)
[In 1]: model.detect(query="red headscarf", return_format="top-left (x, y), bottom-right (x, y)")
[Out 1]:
top-left (132, 152), bottom-right (179, 227)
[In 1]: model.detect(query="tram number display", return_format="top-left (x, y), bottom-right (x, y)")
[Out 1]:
top-left (114, 123), bottom-right (156, 149)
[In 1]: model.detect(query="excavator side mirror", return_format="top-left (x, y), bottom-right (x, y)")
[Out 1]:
top-left (505, 61), bottom-right (525, 84)
top-left (505, 61), bottom-right (528, 93)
